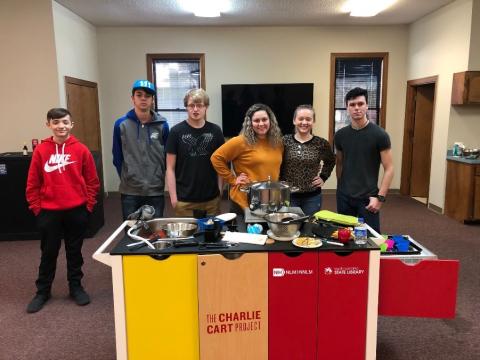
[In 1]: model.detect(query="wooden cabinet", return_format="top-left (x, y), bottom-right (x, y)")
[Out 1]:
top-left (197, 253), bottom-right (268, 360)
top-left (444, 160), bottom-right (480, 222)
top-left (475, 174), bottom-right (480, 219)
top-left (451, 71), bottom-right (480, 105)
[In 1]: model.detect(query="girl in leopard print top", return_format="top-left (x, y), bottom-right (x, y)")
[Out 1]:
top-left (280, 105), bottom-right (335, 215)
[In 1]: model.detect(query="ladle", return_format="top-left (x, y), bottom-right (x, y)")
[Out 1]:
top-left (280, 215), bottom-right (310, 224)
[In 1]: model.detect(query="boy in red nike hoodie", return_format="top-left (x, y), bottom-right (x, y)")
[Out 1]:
top-left (25, 108), bottom-right (100, 313)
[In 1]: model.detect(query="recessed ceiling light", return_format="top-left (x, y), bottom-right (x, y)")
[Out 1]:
top-left (179, 0), bottom-right (230, 18)
top-left (342, 0), bottom-right (397, 17)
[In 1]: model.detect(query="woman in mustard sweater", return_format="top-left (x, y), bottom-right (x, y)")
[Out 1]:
top-left (211, 103), bottom-right (283, 215)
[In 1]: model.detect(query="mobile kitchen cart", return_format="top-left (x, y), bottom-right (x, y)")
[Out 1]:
top-left (93, 220), bottom-right (458, 360)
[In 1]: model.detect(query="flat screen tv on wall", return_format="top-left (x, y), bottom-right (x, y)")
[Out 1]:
top-left (221, 83), bottom-right (314, 137)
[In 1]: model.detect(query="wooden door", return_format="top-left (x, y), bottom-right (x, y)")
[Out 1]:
top-left (410, 84), bottom-right (434, 197)
top-left (400, 77), bottom-right (437, 199)
top-left (65, 76), bottom-right (101, 151)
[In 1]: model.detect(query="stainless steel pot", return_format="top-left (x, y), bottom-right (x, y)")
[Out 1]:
top-left (240, 177), bottom-right (298, 214)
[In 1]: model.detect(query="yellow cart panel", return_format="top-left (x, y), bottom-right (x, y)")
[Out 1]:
top-left (123, 254), bottom-right (199, 360)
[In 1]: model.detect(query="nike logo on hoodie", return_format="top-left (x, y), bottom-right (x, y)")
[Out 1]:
top-left (44, 154), bottom-right (76, 173)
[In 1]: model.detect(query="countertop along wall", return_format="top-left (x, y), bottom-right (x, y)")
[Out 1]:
top-left (407, 0), bottom-right (475, 210)
top-left (97, 26), bottom-right (409, 193)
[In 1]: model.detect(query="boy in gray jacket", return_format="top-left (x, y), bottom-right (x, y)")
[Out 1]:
top-left (113, 80), bottom-right (169, 219)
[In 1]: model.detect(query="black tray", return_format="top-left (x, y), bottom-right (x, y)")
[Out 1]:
top-left (381, 235), bottom-right (422, 256)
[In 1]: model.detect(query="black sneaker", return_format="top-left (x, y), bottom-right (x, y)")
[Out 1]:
top-left (26, 293), bottom-right (51, 313)
top-left (69, 287), bottom-right (90, 306)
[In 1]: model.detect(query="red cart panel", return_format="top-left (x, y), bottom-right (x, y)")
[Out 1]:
top-left (317, 251), bottom-right (370, 360)
top-left (379, 259), bottom-right (459, 318)
top-left (268, 252), bottom-right (319, 360)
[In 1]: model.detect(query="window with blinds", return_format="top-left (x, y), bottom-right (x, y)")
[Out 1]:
top-left (147, 54), bottom-right (205, 129)
top-left (329, 53), bottom-right (388, 142)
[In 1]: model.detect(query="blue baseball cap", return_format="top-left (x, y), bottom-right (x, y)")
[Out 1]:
top-left (132, 79), bottom-right (156, 95)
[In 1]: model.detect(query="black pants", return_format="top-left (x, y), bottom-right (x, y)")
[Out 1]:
top-left (35, 205), bottom-right (89, 295)
top-left (336, 191), bottom-right (380, 233)
top-left (230, 201), bottom-right (247, 232)
top-left (120, 194), bottom-right (164, 220)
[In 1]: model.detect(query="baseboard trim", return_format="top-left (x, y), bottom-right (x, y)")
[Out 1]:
top-left (427, 202), bottom-right (443, 214)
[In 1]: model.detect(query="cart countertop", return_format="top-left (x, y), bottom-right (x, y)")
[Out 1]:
top-left (110, 230), bottom-right (379, 256)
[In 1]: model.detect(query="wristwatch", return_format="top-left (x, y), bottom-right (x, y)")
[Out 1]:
top-left (375, 194), bottom-right (386, 202)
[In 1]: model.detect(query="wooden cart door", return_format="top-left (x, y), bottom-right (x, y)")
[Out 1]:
top-left (123, 255), bottom-right (199, 360)
top-left (198, 253), bottom-right (268, 360)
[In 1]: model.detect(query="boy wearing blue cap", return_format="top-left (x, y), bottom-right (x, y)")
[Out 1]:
top-left (113, 80), bottom-right (169, 219)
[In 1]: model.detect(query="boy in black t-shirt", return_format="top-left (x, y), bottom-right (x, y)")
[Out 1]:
top-left (334, 87), bottom-right (394, 233)
top-left (166, 89), bottom-right (225, 216)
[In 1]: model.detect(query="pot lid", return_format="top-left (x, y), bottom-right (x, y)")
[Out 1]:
top-left (250, 180), bottom-right (289, 190)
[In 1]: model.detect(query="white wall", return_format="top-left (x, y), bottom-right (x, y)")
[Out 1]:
top-left (448, 0), bottom-right (480, 152)
top-left (407, 0), bottom-right (473, 209)
top-left (452, 0), bottom-right (480, 152)
top-left (468, 0), bottom-right (480, 69)
top-left (52, 1), bottom-right (100, 107)
top-left (0, 0), bottom-right (59, 152)
top-left (97, 26), bottom-right (408, 192)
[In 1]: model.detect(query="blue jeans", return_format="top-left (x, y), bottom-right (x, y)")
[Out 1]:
top-left (121, 194), bottom-right (165, 220)
top-left (336, 191), bottom-right (380, 233)
top-left (290, 193), bottom-right (323, 216)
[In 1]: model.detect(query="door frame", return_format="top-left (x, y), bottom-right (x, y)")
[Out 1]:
top-left (400, 76), bottom-right (437, 196)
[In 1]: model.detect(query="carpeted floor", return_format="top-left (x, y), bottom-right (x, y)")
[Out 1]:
top-left (0, 193), bottom-right (478, 360)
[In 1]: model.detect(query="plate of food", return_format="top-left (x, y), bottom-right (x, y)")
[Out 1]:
top-left (292, 236), bottom-right (322, 248)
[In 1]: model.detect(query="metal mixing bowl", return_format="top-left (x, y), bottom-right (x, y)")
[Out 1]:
top-left (163, 223), bottom-right (197, 238)
top-left (264, 212), bottom-right (303, 238)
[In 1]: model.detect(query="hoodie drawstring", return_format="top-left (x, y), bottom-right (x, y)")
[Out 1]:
top-left (55, 144), bottom-right (61, 174)
top-left (55, 143), bottom-right (67, 173)
top-left (61, 143), bottom-right (66, 172)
